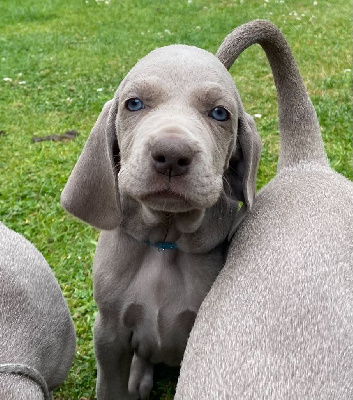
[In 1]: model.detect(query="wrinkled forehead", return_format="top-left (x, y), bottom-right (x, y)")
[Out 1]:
top-left (120, 44), bottom-right (236, 92)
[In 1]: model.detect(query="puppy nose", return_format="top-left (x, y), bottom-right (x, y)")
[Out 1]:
top-left (151, 137), bottom-right (194, 177)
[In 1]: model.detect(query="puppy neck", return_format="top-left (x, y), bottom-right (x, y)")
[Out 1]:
top-left (118, 193), bottom-right (238, 253)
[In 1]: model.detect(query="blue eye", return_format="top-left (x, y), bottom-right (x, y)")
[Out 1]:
top-left (126, 98), bottom-right (144, 111)
top-left (209, 107), bottom-right (230, 121)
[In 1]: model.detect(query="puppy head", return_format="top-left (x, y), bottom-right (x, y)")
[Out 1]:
top-left (61, 45), bottom-right (260, 231)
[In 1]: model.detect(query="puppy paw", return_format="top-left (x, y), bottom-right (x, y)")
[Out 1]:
top-left (128, 355), bottom-right (154, 400)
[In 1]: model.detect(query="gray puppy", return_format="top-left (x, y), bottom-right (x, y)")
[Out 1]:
top-left (0, 222), bottom-right (76, 400)
top-left (175, 20), bottom-right (353, 399)
top-left (61, 44), bottom-right (261, 399)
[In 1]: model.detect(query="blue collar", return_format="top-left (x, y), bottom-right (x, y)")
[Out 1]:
top-left (144, 240), bottom-right (178, 251)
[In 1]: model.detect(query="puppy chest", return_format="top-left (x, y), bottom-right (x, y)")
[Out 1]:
top-left (121, 249), bottom-right (217, 365)
top-left (126, 249), bottom-right (210, 310)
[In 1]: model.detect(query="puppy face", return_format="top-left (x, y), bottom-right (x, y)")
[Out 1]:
top-left (116, 45), bottom-right (240, 214)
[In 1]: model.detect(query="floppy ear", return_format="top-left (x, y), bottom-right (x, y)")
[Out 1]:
top-left (61, 99), bottom-right (121, 230)
top-left (223, 112), bottom-right (261, 210)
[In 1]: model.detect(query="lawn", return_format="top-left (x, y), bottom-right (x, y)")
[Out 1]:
top-left (0, 0), bottom-right (351, 399)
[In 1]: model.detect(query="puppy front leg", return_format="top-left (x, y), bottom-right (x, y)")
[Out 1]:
top-left (128, 354), bottom-right (154, 400)
top-left (94, 312), bottom-right (136, 400)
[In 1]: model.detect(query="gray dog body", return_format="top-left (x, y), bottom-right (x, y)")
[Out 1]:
top-left (175, 20), bottom-right (353, 399)
top-left (0, 222), bottom-right (76, 400)
top-left (61, 45), bottom-right (261, 399)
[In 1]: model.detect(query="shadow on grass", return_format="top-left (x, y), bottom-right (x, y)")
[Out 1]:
top-left (149, 364), bottom-right (180, 400)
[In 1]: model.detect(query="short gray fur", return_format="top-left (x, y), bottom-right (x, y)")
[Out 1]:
top-left (175, 20), bottom-right (353, 399)
top-left (61, 44), bottom-right (262, 399)
top-left (0, 222), bottom-right (76, 399)
top-left (0, 364), bottom-right (50, 400)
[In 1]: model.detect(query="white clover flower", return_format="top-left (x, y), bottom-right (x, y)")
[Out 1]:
top-left (97, 88), bottom-right (103, 92)
top-left (313, 0), bottom-right (318, 4)
top-left (19, 81), bottom-right (26, 85)
top-left (3, 77), bottom-right (12, 82)
top-left (164, 29), bottom-right (171, 35)
top-left (254, 113), bottom-right (262, 118)
top-left (343, 69), bottom-right (351, 73)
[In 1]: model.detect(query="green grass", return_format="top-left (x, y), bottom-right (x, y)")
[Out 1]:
top-left (0, 0), bottom-right (351, 399)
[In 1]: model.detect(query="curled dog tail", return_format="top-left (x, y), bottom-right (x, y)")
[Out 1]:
top-left (217, 19), bottom-right (328, 171)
